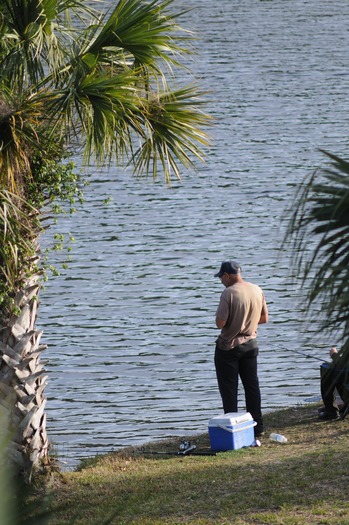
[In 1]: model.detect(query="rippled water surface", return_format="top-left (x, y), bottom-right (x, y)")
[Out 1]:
top-left (40, 0), bottom-right (349, 468)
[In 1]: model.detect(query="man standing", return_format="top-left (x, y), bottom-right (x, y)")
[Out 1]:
top-left (214, 261), bottom-right (268, 437)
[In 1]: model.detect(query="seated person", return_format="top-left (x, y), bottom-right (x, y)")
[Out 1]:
top-left (319, 347), bottom-right (349, 420)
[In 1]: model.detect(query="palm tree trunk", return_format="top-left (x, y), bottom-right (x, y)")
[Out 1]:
top-left (0, 270), bottom-right (49, 477)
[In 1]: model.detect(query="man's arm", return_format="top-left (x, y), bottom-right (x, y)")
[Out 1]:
top-left (216, 317), bottom-right (226, 329)
top-left (258, 299), bottom-right (268, 325)
top-left (215, 293), bottom-right (228, 329)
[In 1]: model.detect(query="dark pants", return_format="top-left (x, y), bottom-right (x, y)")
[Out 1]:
top-left (320, 363), bottom-right (349, 415)
top-left (214, 341), bottom-right (263, 433)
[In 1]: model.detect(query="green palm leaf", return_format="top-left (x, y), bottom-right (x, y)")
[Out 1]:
top-left (0, 0), bottom-right (61, 86)
top-left (132, 86), bottom-right (209, 182)
top-left (287, 150), bottom-right (349, 357)
top-left (86, 0), bottom-right (191, 71)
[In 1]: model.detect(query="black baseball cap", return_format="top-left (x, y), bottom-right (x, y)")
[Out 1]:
top-left (214, 261), bottom-right (241, 277)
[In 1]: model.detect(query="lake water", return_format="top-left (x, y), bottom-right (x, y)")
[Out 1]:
top-left (39, 0), bottom-right (349, 469)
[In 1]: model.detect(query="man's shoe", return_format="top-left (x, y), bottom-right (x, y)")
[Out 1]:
top-left (318, 410), bottom-right (339, 421)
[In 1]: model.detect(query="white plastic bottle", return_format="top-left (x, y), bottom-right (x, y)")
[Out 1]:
top-left (269, 433), bottom-right (287, 443)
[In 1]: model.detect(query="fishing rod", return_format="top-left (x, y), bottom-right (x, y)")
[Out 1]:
top-left (137, 448), bottom-right (217, 457)
top-left (286, 348), bottom-right (327, 363)
top-left (135, 441), bottom-right (217, 457)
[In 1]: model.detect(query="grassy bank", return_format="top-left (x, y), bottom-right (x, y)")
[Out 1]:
top-left (32, 404), bottom-right (349, 525)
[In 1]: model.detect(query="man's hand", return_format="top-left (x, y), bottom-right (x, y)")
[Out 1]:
top-left (330, 347), bottom-right (338, 357)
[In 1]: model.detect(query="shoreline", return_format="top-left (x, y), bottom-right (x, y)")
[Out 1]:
top-left (56, 397), bottom-right (323, 472)
top-left (31, 402), bottom-right (349, 525)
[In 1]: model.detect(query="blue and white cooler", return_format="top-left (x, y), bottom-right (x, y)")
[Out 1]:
top-left (208, 412), bottom-right (256, 451)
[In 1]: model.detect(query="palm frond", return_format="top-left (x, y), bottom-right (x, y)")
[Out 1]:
top-left (132, 86), bottom-right (210, 183)
top-left (85, 0), bottom-right (193, 74)
top-left (45, 65), bottom-right (210, 176)
top-left (0, 0), bottom-right (105, 89)
top-left (0, 0), bottom-right (63, 87)
top-left (286, 150), bottom-right (349, 357)
top-left (0, 88), bottom-right (51, 193)
top-left (46, 68), bottom-right (144, 161)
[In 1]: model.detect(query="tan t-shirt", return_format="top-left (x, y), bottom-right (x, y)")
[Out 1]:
top-left (215, 281), bottom-right (265, 351)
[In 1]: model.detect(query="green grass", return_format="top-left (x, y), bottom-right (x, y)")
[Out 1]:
top-left (30, 404), bottom-right (349, 525)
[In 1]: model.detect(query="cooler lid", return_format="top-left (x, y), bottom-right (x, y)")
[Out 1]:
top-left (208, 411), bottom-right (253, 426)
